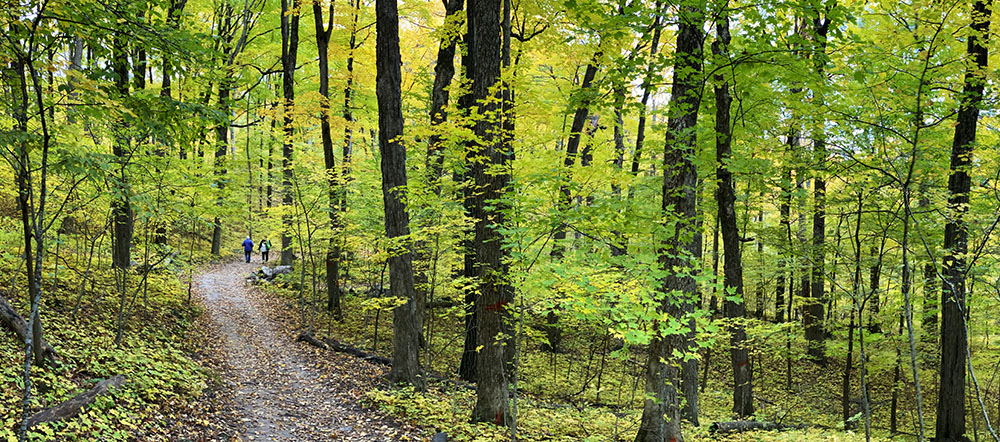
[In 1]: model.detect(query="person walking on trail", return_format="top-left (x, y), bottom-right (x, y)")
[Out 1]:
top-left (259, 237), bottom-right (272, 262)
top-left (242, 237), bottom-right (254, 263)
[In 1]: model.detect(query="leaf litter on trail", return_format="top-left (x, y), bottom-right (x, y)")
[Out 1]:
top-left (173, 262), bottom-right (420, 441)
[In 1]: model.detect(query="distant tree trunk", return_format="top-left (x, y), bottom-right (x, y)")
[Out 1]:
top-left (313, 1), bottom-right (344, 320)
top-left (804, 11), bottom-right (831, 364)
top-left (212, 76), bottom-right (231, 256)
top-left (634, 4), bottom-right (703, 441)
top-left (776, 154), bottom-right (792, 323)
top-left (712, 10), bottom-right (753, 419)
top-left (211, 3), bottom-right (236, 257)
top-left (155, 0), bottom-right (187, 245)
top-left (339, 0), bottom-right (360, 283)
top-left (468, 0), bottom-right (513, 426)
top-left (342, 0), bottom-right (360, 202)
top-left (426, 0), bottom-right (463, 191)
top-left (10, 57), bottom-right (48, 368)
top-left (868, 246), bottom-right (882, 334)
top-left (279, 0), bottom-right (300, 266)
top-left (610, 93), bottom-right (627, 257)
top-left (111, 32), bottom-right (133, 269)
top-left (920, 188), bottom-right (936, 341)
top-left (376, 0), bottom-right (425, 390)
top-left (627, 12), bottom-right (662, 201)
top-left (936, 1), bottom-right (990, 439)
top-left (546, 54), bottom-right (599, 353)
top-left (414, 0), bottom-right (464, 345)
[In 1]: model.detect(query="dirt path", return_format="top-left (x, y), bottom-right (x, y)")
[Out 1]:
top-left (194, 261), bottom-right (417, 441)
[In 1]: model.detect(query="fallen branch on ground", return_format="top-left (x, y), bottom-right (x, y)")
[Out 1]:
top-left (709, 420), bottom-right (807, 434)
top-left (0, 290), bottom-right (58, 365)
top-left (27, 375), bottom-right (126, 428)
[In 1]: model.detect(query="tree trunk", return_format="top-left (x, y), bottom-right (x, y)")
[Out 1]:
top-left (634, 4), bottom-right (703, 441)
top-left (936, 1), bottom-right (990, 439)
top-left (313, 1), bottom-right (344, 320)
top-left (211, 76), bottom-right (231, 257)
top-left (713, 11), bottom-right (753, 419)
top-left (457, 14), bottom-right (479, 384)
top-left (546, 54), bottom-right (600, 353)
top-left (804, 11), bottom-right (830, 364)
top-left (468, 0), bottom-right (514, 426)
top-left (111, 32), bottom-right (133, 269)
top-left (776, 156), bottom-right (792, 323)
top-left (279, 0), bottom-right (300, 266)
top-left (376, 0), bottom-right (425, 390)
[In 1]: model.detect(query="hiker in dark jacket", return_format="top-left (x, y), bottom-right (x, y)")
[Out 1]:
top-left (242, 237), bottom-right (254, 263)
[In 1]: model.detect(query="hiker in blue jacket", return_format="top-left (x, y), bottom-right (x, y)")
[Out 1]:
top-left (242, 236), bottom-right (254, 263)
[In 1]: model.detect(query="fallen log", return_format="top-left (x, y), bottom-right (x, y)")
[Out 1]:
top-left (296, 333), bottom-right (393, 366)
top-left (0, 290), bottom-right (57, 365)
top-left (295, 332), bottom-right (329, 350)
top-left (27, 375), bottom-right (126, 428)
top-left (709, 421), bottom-right (806, 434)
top-left (324, 337), bottom-right (393, 366)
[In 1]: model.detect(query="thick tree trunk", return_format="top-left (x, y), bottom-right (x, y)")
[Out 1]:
top-left (279, 0), bottom-right (300, 266)
top-left (468, 0), bottom-right (513, 426)
top-left (936, 1), bottom-right (990, 440)
top-left (314, 2), bottom-right (344, 320)
top-left (634, 4), bottom-right (703, 441)
top-left (457, 15), bottom-right (479, 384)
top-left (713, 12), bottom-right (753, 419)
top-left (376, 0), bottom-right (425, 390)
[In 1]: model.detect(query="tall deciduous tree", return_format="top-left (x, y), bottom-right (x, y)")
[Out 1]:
top-left (376, 0), bottom-right (425, 390)
top-left (468, 0), bottom-right (514, 426)
top-left (935, 0), bottom-right (991, 439)
top-left (712, 6), bottom-right (753, 419)
top-left (635, 2), bottom-right (704, 440)
top-left (804, 6), bottom-right (831, 364)
top-left (313, 0), bottom-right (345, 320)
top-left (279, 0), bottom-right (301, 266)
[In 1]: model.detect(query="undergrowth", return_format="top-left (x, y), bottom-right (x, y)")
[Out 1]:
top-left (0, 249), bottom-right (215, 441)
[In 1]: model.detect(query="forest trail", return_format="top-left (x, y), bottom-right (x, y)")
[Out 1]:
top-left (194, 261), bottom-right (416, 441)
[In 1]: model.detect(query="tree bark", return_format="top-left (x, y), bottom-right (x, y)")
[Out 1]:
top-left (634, 3), bottom-right (703, 441)
top-left (712, 10), bottom-right (753, 419)
top-left (111, 32), bottom-right (133, 269)
top-left (468, 0), bottom-right (514, 426)
top-left (26, 376), bottom-right (126, 428)
top-left (279, 0), bottom-right (300, 266)
top-left (313, 0), bottom-right (344, 320)
top-left (936, 1), bottom-right (990, 440)
top-left (804, 11), bottom-right (831, 364)
top-left (376, 0), bottom-right (425, 390)
top-left (457, 12), bottom-right (479, 384)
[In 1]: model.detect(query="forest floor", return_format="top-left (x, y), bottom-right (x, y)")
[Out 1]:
top-left (192, 261), bottom-right (420, 441)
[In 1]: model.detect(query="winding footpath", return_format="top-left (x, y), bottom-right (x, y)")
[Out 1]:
top-left (194, 261), bottom-right (416, 441)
